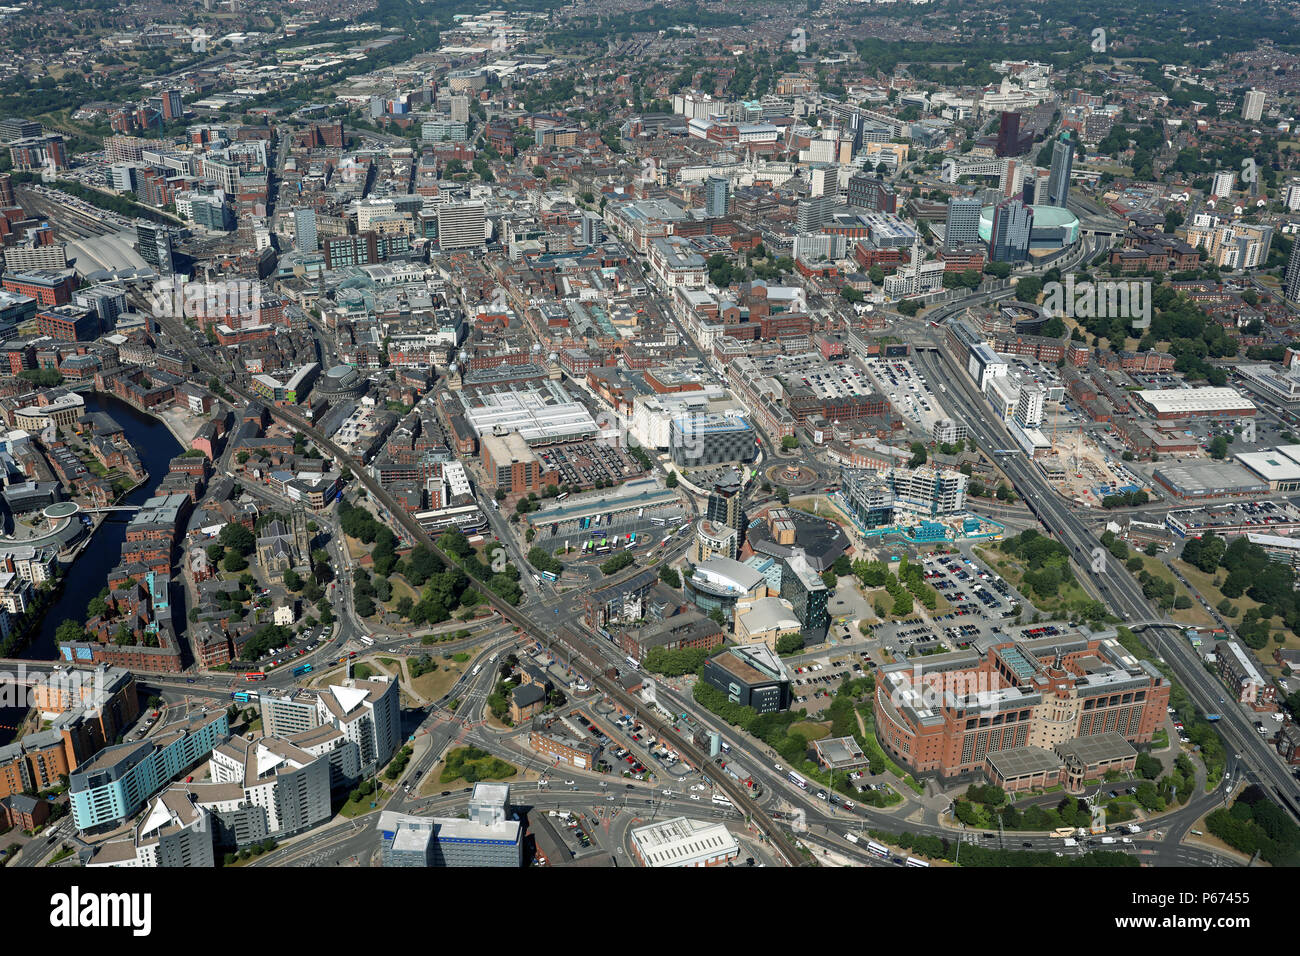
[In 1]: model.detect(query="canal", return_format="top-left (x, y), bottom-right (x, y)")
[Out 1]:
top-left (0, 394), bottom-right (185, 745)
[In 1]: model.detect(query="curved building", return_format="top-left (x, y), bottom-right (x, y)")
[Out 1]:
top-left (314, 364), bottom-right (368, 403)
top-left (978, 204), bottom-right (1080, 253)
top-left (684, 555), bottom-right (767, 625)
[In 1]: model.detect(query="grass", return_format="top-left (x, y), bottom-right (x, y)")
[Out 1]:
top-left (439, 746), bottom-right (517, 785)
top-left (1131, 556), bottom-right (1216, 629)
top-left (338, 787), bottom-right (391, 818)
top-left (352, 663), bottom-right (375, 680)
top-left (410, 657), bottom-right (469, 702)
top-left (789, 720), bottom-right (831, 742)
top-left (976, 545), bottom-right (1093, 618)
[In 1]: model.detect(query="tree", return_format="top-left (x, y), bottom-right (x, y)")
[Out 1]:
top-left (659, 566), bottom-right (681, 588)
top-left (223, 550), bottom-right (248, 572)
top-left (219, 523), bottom-right (255, 555)
top-left (665, 471), bottom-right (679, 489)
top-left (781, 434), bottom-right (799, 450)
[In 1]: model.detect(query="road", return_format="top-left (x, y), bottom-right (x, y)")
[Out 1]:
top-left (911, 344), bottom-right (1300, 822)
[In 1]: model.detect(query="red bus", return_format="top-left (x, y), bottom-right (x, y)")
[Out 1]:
top-left (243, 672), bottom-right (266, 682)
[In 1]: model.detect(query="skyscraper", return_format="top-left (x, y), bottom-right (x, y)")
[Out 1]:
top-left (995, 111), bottom-right (1032, 157)
top-left (1243, 89), bottom-right (1266, 122)
top-left (1046, 132), bottom-right (1074, 208)
top-left (944, 197), bottom-right (982, 249)
top-left (1211, 170), bottom-right (1236, 198)
top-left (704, 176), bottom-right (729, 218)
top-left (706, 470), bottom-right (745, 538)
top-left (846, 172), bottom-right (897, 213)
top-left (1283, 239), bottom-right (1300, 303)
top-left (136, 222), bottom-right (174, 274)
top-left (294, 207), bottom-right (318, 253)
top-left (989, 197), bottom-right (1033, 263)
top-left (796, 193), bottom-right (835, 233)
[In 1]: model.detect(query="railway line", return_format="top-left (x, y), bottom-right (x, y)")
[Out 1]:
top-left (150, 305), bottom-right (808, 867)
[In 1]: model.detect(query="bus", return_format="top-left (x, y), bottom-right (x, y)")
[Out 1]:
top-left (787, 771), bottom-right (809, 790)
top-left (359, 636), bottom-right (375, 647)
top-left (556, 492), bottom-right (569, 502)
top-left (676, 523), bottom-right (690, 536)
top-left (865, 840), bottom-right (890, 859)
top-left (712, 794), bottom-right (733, 807)
top-left (581, 517), bottom-right (590, 530)
top-left (590, 528), bottom-right (604, 538)
top-left (540, 570), bottom-right (558, 582)
top-left (231, 691), bottom-right (253, 703)
top-left (649, 516), bottom-right (667, 526)
top-left (660, 536), bottom-right (670, 547)
top-left (905, 857), bottom-right (930, 868)
top-left (625, 656), bottom-right (640, 671)
top-left (243, 672), bottom-right (266, 682)
top-left (291, 663), bottom-right (313, 677)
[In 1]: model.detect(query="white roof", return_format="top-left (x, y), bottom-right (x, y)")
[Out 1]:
top-left (631, 816), bottom-right (738, 867)
top-left (1136, 387), bottom-right (1255, 415)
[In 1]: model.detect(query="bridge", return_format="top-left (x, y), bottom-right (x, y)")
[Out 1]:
top-left (81, 505), bottom-right (142, 514)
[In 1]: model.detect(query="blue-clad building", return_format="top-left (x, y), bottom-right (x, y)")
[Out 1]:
top-left (69, 710), bottom-right (228, 832)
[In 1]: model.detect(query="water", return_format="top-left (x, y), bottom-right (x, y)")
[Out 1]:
top-left (0, 394), bottom-right (183, 742)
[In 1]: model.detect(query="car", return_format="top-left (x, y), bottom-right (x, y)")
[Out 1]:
top-left (564, 780), bottom-right (575, 786)
top-left (689, 793), bottom-right (700, 800)
top-left (626, 784), bottom-right (634, 789)
top-left (440, 791), bottom-right (451, 796)
top-left (186, 678), bottom-right (196, 683)
top-left (1022, 841), bottom-right (1033, 848)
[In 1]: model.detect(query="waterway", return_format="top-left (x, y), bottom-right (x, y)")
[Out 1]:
top-left (0, 394), bottom-right (183, 743)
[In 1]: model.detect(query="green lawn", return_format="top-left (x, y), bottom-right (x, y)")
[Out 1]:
top-left (789, 721), bottom-right (831, 742)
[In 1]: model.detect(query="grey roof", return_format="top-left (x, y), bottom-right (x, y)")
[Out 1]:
top-left (986, 746), bottom-right (1064, 779)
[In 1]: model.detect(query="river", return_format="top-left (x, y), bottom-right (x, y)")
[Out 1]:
top-left (0, 394), bottom-right (183, 743)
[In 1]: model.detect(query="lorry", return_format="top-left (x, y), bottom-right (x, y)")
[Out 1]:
top-left (1100, 837), bottom-right (1116, 845)
top-left (1126, 823), bottom-right (1141, 834)
top-left (845, 832), bottom-right (860, 844)
top-left (1062, 838), bottom-right (1078, 848)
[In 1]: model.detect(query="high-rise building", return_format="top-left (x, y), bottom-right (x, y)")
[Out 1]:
top-left (944, 197), bottom-right (982, 249)
top-left (1211, 170), bottom-right (1236, 198)
top-left (378, 783), bottom-right (523, 867)
top-left (294, 207), bottom-right (318, 253)
top-left (1046, 133), bottom-right (1074, 208)
top-left (579, 211), bottom-right (602, 246)
top-left (989, 197), bottom-right (1033, 263)
top-left (995, 111), bottom-right (1032, 157)
top-left (704, 176), bottom-right (729, 218)
top-left (779, 550), bottom-right (830, 644)
top-left (160, 90), bottom-right (184, 121)
top-left (1014, 384), bottom-right (1046, 428)
top-left (1283, 239), bottom-right (1300, 303)
top-left (846, 172), bottom-right (897, 214)
top-left (705, 470), bottom-right (745, 535)
top-left (136, 222), bottom-right (175, 274)
top-left (437, 202), bottom-right (487, 250)
top-left (1243, 89), bottom-right (1266, 122)
top-left (796, 193), bottom-right (835, 233)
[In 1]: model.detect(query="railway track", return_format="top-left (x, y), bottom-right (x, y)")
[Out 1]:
top-left (150, 307), bottom-right (810, 866)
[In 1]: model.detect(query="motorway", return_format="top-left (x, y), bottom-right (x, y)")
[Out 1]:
top-left (910, 343), bottom-right (1300, 822)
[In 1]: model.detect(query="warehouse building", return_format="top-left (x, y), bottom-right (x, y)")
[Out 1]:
top-left (1134, 387), bottom-right (1256, 420)
top-left (1151, 460), bottom-right (1268, 499)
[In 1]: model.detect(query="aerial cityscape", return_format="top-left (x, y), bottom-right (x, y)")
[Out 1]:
top-left (0, 0), bottom-right (1294, 902)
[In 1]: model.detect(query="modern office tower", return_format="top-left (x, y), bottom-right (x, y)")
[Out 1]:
top-left (1243, 89), bottom-right (1266, 121)
top-left (796, 193), bottom-right (835, 233)
top-left (706, 469), bottom-right (746, 534)
top-left (160, 89), bottom-right (184, 121)
top-left (704, 175), bottom-right (729, 218)
top-left (995, 111), bottom-right (1032, 157)
top-left (1046, 132), bottom-right (1074, 208)
top-left (436, 201), bottom-right (487, 249)
top-left (136, 221), bottom-right (175, 274)
top-left (989, 197), bottom-right (1033, 263)
top-left (846, 172), bottom-right (897, 213)
top-left (778, 550), bottom-right (830, 644)
top-left (944, 196), bottom-right (983, 249)
top-left (1283, 240), bottom-right (1300, 303)
top-left (294, 207), bottom-right (318, 253)
top-left (579, 211), bottom-right (602, 246)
